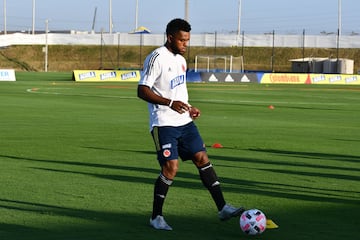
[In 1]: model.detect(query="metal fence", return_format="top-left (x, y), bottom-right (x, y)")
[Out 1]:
top-left (1, 32), bottom-right (359, 48)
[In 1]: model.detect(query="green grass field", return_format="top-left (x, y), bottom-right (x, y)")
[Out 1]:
top-left (0, 72), bottom-right (359, 240)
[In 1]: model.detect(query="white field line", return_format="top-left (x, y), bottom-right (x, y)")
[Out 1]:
top-left (191, 98), bottom-right (351, 106)
top-left (26, 88), bottom-right (137, 100)
top-left (26, 88), bottom-right (354, 106)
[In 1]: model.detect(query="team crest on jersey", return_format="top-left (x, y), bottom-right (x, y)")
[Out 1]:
top-left (163, 149), bottom-right (171, 158)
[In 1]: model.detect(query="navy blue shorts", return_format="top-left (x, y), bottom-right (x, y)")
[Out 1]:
top-left (151, 122), bottom-right (206, 166)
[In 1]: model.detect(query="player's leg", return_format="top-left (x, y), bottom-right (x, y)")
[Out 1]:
top-left (152, 160), bottom-right (177, 220)
top-left (150, 126), bottom-right (180, 230)
top-left (193, 151), bottom-right (245, 220)
top-left (180, 122), bottom-right (245, 220)
top-left (193, 151), bottom-right (226, 210)
top-left (177, 123), bottom-right (226, 210)
top-left (150, 160), bottom-right (177, 231)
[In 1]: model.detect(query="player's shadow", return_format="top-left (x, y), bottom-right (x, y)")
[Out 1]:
top-left (1, 150), bottom-right (358, 207)
top-left (205, 148), bottom-right (359, 205)
top-left (0, 198), bottom-right (242, 240)
top-left (0, 152), bottom-right (358, 240)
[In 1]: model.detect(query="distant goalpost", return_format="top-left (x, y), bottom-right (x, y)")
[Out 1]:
top-left (194, 55), bottom-right (244, 73)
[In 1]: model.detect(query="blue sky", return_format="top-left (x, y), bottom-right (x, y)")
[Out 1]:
top-left (1, 0), bottom-right (359, 35)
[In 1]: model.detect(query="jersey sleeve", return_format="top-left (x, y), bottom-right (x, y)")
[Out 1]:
top-left (138, 51), bottom-right (161, 88)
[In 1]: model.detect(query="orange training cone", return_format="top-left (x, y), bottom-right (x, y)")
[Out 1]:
top-left (212, 143), bottom-right (223, 148)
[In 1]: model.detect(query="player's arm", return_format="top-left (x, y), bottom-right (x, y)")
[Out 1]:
top-left (137, 85), bottom-right (171, 106)
top-left (137, 85), bottom-right (190, 114)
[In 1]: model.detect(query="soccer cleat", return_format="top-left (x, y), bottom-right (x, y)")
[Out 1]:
top-left (218, 204), bottom-right (245, 221)
top-left (149, 215), bottom-right (173, 231)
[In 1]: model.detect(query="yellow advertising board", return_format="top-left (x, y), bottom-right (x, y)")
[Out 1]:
top-left (261, 73), bottom-right (360, 85)
top-left (309, 74), bottom-right (360, 85)
top-left (261, 73), bottom-right (310, 84)
top-left (73, 70), bottom-right (140, 82)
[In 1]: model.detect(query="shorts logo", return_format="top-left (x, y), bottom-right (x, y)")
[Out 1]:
top-left (163, 149), bottom-right (171, 158)
top-left (162, 143), bottom-right (172, 149)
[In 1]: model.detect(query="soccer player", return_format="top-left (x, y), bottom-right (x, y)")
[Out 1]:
top-left (137, 18), bottom-right (244, 231)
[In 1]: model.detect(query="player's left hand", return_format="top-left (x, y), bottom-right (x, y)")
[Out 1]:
top-left (189, 107), bottom-right (201, 120)
top-left (171, 101), bottom-right (190, 114)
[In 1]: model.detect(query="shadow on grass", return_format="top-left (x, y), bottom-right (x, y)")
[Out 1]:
top-left (1, 152), bottom-right (359, 206)
top-left (0, 198), bottom-right (243, 240)
top-left (248, 148), bottom-right (360, 164)
top-left (0, 198), bottom-right (359, 240)
top-left (1, 151), bottom-right (359, 240)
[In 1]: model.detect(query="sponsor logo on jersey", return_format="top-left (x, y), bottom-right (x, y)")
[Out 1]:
top-left (170, 75), bottom-right (185, 89)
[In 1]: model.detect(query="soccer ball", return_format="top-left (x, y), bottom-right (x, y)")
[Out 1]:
top-left (239, 209), bottom-right (267, 235)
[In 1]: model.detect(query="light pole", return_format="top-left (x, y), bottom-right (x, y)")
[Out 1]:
top-left (184, 0), bottom-right (189, 22)
top-left (338, 0), bottom-right (342, 36)
top-left (3, 0), bottom-right (6, 34)
top-left (237, 0), bottom-right (242, 37)
top-left (135, 0), bottom-right (139, 30)
top-left (109, 0), bottom-right (113, 33)
top-left (237, 0), bottom-right (242, 46)
top-left (44, 19), bottom-right (49, 72)
top-left (32, 0), bottom-right (36, 34)
top-left (336, 0), bottom-right (342, 72)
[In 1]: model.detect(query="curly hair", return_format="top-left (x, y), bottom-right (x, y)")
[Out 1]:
top-left (166, 18), bottom-right (191, 36)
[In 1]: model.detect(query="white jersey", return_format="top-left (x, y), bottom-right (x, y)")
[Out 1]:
top-left (139, 46), bottom-right (192, 131)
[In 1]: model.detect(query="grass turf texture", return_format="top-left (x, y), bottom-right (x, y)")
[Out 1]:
top-left (0, 72), bottom-right (359, 240)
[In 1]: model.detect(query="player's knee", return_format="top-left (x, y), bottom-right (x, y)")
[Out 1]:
top-left (193, 151), bottom-right (209, 167)
top-left (162, 160), bottom-right (178, 179)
